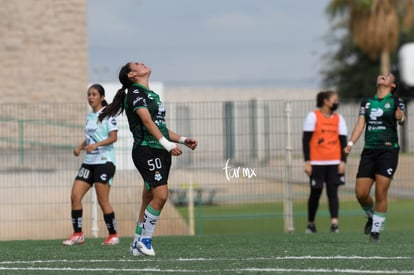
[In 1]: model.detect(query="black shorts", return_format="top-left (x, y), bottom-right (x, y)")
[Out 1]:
top-left (356, 148), bottom-right (399, 179)
top-left (309, 165), bottom-right (345, 189)
top-left (132, 146), bottom-right (172, 190)
top-left (75, 162), bottom-right (116, 186)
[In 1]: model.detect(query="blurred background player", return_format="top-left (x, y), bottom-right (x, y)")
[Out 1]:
top-left (63, 84), bottom-right (119, 246)
top-left (99, 62), bottom-right (197, 256)
top-left (303, 91), bottom-right (348, 233)
top-left (345, 72), bottom-right (405, 242)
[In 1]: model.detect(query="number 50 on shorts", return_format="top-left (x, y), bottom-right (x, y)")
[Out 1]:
top-left (147, 158), bottom-right (162, 171)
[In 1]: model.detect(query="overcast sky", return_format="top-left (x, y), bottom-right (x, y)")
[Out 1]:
top-left (88, 0), bottom-right (332, 88)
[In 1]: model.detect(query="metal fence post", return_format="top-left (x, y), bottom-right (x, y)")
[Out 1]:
top-left (18, 119), bottom-right (24, 166)
top-left (91, 187), bottom-right (98, 238)
top-left (249, 99), bottom-right (257, 159)
top-left (224, 101), bottom-right (235, 160)
top-left (283, 102), bottom-right (295, 233)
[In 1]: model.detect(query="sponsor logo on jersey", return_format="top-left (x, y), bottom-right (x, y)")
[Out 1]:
top-left (369, 108), bottom-right (384, 120)
top-left (133, 96), bottom-right (145, 106)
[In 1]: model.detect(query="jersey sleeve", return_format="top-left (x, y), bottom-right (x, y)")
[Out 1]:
top-left (338, 114), bottom-right (348, 136)
top-left (104, 116), bottom-right (118, 133)
top-left (303, 112), bottom-right (316, 131)
top-left (359, 98), bottom-right (368, 116)
top-left (128, 87), bottom-right (148, 112)
top-left (396, 97), bottom-right (406, 111)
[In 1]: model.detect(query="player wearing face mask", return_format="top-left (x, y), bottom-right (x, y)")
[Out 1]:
top-left (302, 91), bottom-right (348, 234)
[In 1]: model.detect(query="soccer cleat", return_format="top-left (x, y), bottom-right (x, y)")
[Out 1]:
top-left (102, 234), bottom-right (120, 245)
top-left (62, 232), bottom-right (85, 246)
top-left (364, 217), bottom-right (373, 235)
top-left (305, 223), bottom-right (317, 234)
top-left (137, 238), bottom-right (156, 256)
top-left (130, 240), bottom-right (144, 256)
top-left (369, 232), bottom-right (380, 243)
top-left (330, 224), bottom-right (339, 233)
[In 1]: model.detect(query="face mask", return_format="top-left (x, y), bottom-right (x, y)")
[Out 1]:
top-left (331, 103), bottom-right (339, 111)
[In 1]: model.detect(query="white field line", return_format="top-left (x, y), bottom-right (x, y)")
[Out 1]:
top-left (0, 266), bottom-right (414, 274)
top-left (234, 268), bottom-right (414, 274)
top-left (1, 256), bottom-right (414, 274)
top-left (0, 255), bottom-right (412, 265)
top-left (0, 267), bottom-right (205, 273)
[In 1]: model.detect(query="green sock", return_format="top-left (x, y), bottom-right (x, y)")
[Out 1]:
top-left (362, 204), bottom-right (374, 218)
top-left (134, 221), bottom-right (143, 242)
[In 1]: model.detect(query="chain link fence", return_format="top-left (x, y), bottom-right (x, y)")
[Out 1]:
top-left (0, 99), bottom-right (413, 240)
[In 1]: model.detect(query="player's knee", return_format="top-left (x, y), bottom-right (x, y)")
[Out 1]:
top-left (152, 195), bottom-right (168, 209)
top-left (97, 198), bottom-right (110, 209)
top-left (355, 191), bottom-right (368, 201)
top-left (70, 194), bottom-right (82, 204)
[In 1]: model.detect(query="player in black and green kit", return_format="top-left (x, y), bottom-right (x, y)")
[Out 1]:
top-left (99, 62), bottom-right (198, 256)
top-left (345, 73), bottom-right (405, 242)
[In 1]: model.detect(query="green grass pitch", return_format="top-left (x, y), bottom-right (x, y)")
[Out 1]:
top-left (1, 199), bottom-right (414, 274)
top-left (1, 232), bottom-right (414, 274)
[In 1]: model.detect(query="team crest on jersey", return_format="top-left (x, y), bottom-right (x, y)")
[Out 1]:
top-left (384, 102), bottom-right (391, 109)
top-left (154, 171), bottom-right (162, 181)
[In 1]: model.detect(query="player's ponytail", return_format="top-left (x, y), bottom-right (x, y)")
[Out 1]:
top-left (98, 63), bottom-right (133, 122)
top-left (391, 80), bottom-right (399, 95)
top-left (98, 88), bottom-right (127, 122)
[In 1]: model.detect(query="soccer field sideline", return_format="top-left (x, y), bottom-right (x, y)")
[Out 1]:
top-left (1, 256), bottom-right (414, 274)
top-left (2, 231), bottom-right (414, 274)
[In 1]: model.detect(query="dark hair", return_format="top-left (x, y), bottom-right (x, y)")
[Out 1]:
top-left (89, 83), bottom-right (108, 106)
top-left (98, 63), bottom-right (133, 122)
top-left (316, 90), bottom-right (336, 108)
top-left (392, 80), bottom-right (399, 95)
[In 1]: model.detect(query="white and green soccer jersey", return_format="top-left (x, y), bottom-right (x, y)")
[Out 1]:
top-left (359, 93), bottom-right (405, 149)
top-left (83, 108), bottom-right (118, 164)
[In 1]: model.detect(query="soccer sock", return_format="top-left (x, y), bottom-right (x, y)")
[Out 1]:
top-left (71, 209), bottom-right (83, 233)
top-left (362, 204), bottom-right (374, 218)
top-left (141, 205), bottom-right (161, 239)
top-left (372, 212), bottom-right (386, 233)
top-left (103, 212), bottom-right (117, 235)
top-left (133, 221), bottom-right (143, 242)
top-left (308, 188), bottom-right (322, 222)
